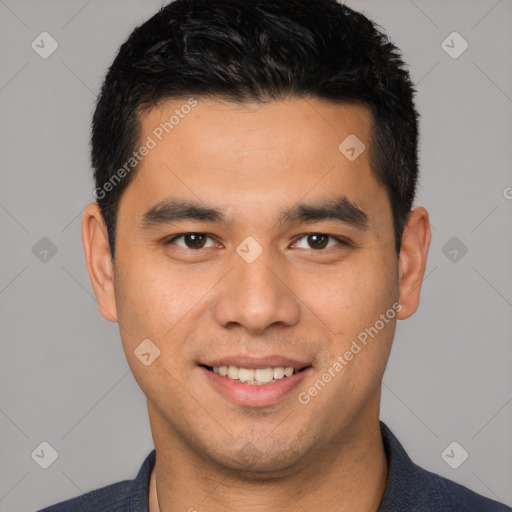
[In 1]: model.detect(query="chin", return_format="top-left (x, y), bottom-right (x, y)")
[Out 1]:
top-left (205, 439), bottom-right (310, 481)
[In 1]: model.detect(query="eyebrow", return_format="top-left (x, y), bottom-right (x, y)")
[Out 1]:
top-left (141, 196), bottom-right (369, 230)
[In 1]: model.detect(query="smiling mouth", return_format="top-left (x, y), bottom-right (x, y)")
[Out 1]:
top-left (200, 364), bottom-right (311, 385)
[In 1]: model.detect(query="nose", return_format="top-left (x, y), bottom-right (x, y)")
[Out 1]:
top-left (212, 244), bottom-right (301, 334)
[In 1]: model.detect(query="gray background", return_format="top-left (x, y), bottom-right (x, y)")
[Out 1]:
top-left (1, 0), bottom-right (511, 510)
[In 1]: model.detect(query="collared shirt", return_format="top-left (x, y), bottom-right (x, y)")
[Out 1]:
top-left (37, 421), bottom-right (511, 512)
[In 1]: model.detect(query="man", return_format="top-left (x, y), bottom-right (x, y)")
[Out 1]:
top-left (38, 0), bottom-right (510, 510)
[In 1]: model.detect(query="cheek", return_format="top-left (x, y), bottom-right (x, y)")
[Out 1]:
top-left (299, 253), bottom-right (397, 336)
top-left (113, 248), bottom-right (222, 356)
top-left (351, 263), bottom-right (398, 330)
top-left (112, 256), bottom-right (196, 394)
top-left (298, 259), bottom-right (398, 417)
top-left (115, 261), bottom-right (190, 339)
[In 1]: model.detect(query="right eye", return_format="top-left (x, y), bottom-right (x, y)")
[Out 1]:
top-left (164, 233), bottom-right (218, 250)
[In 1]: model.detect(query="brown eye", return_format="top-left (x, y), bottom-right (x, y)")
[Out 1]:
top-left (306, 234), bottom-right (329, 249)
top-left (165, 233), bottom-right (216, 249)
top-left (293, 233), bottom-right (348, 250)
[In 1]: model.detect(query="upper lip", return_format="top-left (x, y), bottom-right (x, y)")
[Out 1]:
top-left (200, 355), bottom-right (313, 370)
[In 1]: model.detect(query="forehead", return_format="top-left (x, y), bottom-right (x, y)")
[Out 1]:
top-left (139, 96), bottom-right (374, 160)
top-left (120, 97), bottom-right (387, 230)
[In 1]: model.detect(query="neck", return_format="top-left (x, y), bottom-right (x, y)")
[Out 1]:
top-left (148, 410), bottom-right (388, 512)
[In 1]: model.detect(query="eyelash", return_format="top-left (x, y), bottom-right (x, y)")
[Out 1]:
top-left (164, 233), bottom-right (351, 251)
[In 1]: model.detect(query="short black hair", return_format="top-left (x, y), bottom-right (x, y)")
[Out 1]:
top-left (91, 0), bottom-right (419, 257)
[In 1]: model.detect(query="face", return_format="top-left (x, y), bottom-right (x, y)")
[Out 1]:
top-left (83, 97), bottom-right (430, 476)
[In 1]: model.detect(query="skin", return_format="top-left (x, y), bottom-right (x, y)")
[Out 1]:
top-left (82, 97), bottom-right (431, 512)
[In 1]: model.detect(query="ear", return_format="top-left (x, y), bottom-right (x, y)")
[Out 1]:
top-left (82, 202), bottom-right (118, 322)
top-left (396, 206), bottom-right (431, 320)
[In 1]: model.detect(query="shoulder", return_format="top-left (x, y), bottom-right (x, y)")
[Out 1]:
top-left (378, 421), bottom-right (511, 512)
top-left (415, 464), bottom-right (511, 512)
top-left (36, 450), bottom-right (156, 512)
top-left (36, 480), bottom-right (132, 512)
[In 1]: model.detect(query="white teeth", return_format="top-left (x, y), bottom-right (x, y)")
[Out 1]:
top-left (238, 368), bottom-right (255, 383)
top-left (211, 365), bottom-right (296, 384)
top-left (255, 368), bottom-right (274, 383)
top-left (228, 366), bottom-right (239, 379)
top-left (273, 367), bottom-right (285, 379)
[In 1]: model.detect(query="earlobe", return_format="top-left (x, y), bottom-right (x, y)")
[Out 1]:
top-left (396, 207), bottom-right (431, 320)
top-left (81, 202), bottom-right (118, 322)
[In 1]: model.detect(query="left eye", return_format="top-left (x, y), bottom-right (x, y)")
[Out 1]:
top-left (292, 234), bottom-right (347, 250)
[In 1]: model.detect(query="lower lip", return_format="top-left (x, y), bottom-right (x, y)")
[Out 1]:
top-left (199, 366), bottom-right (311, 407)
